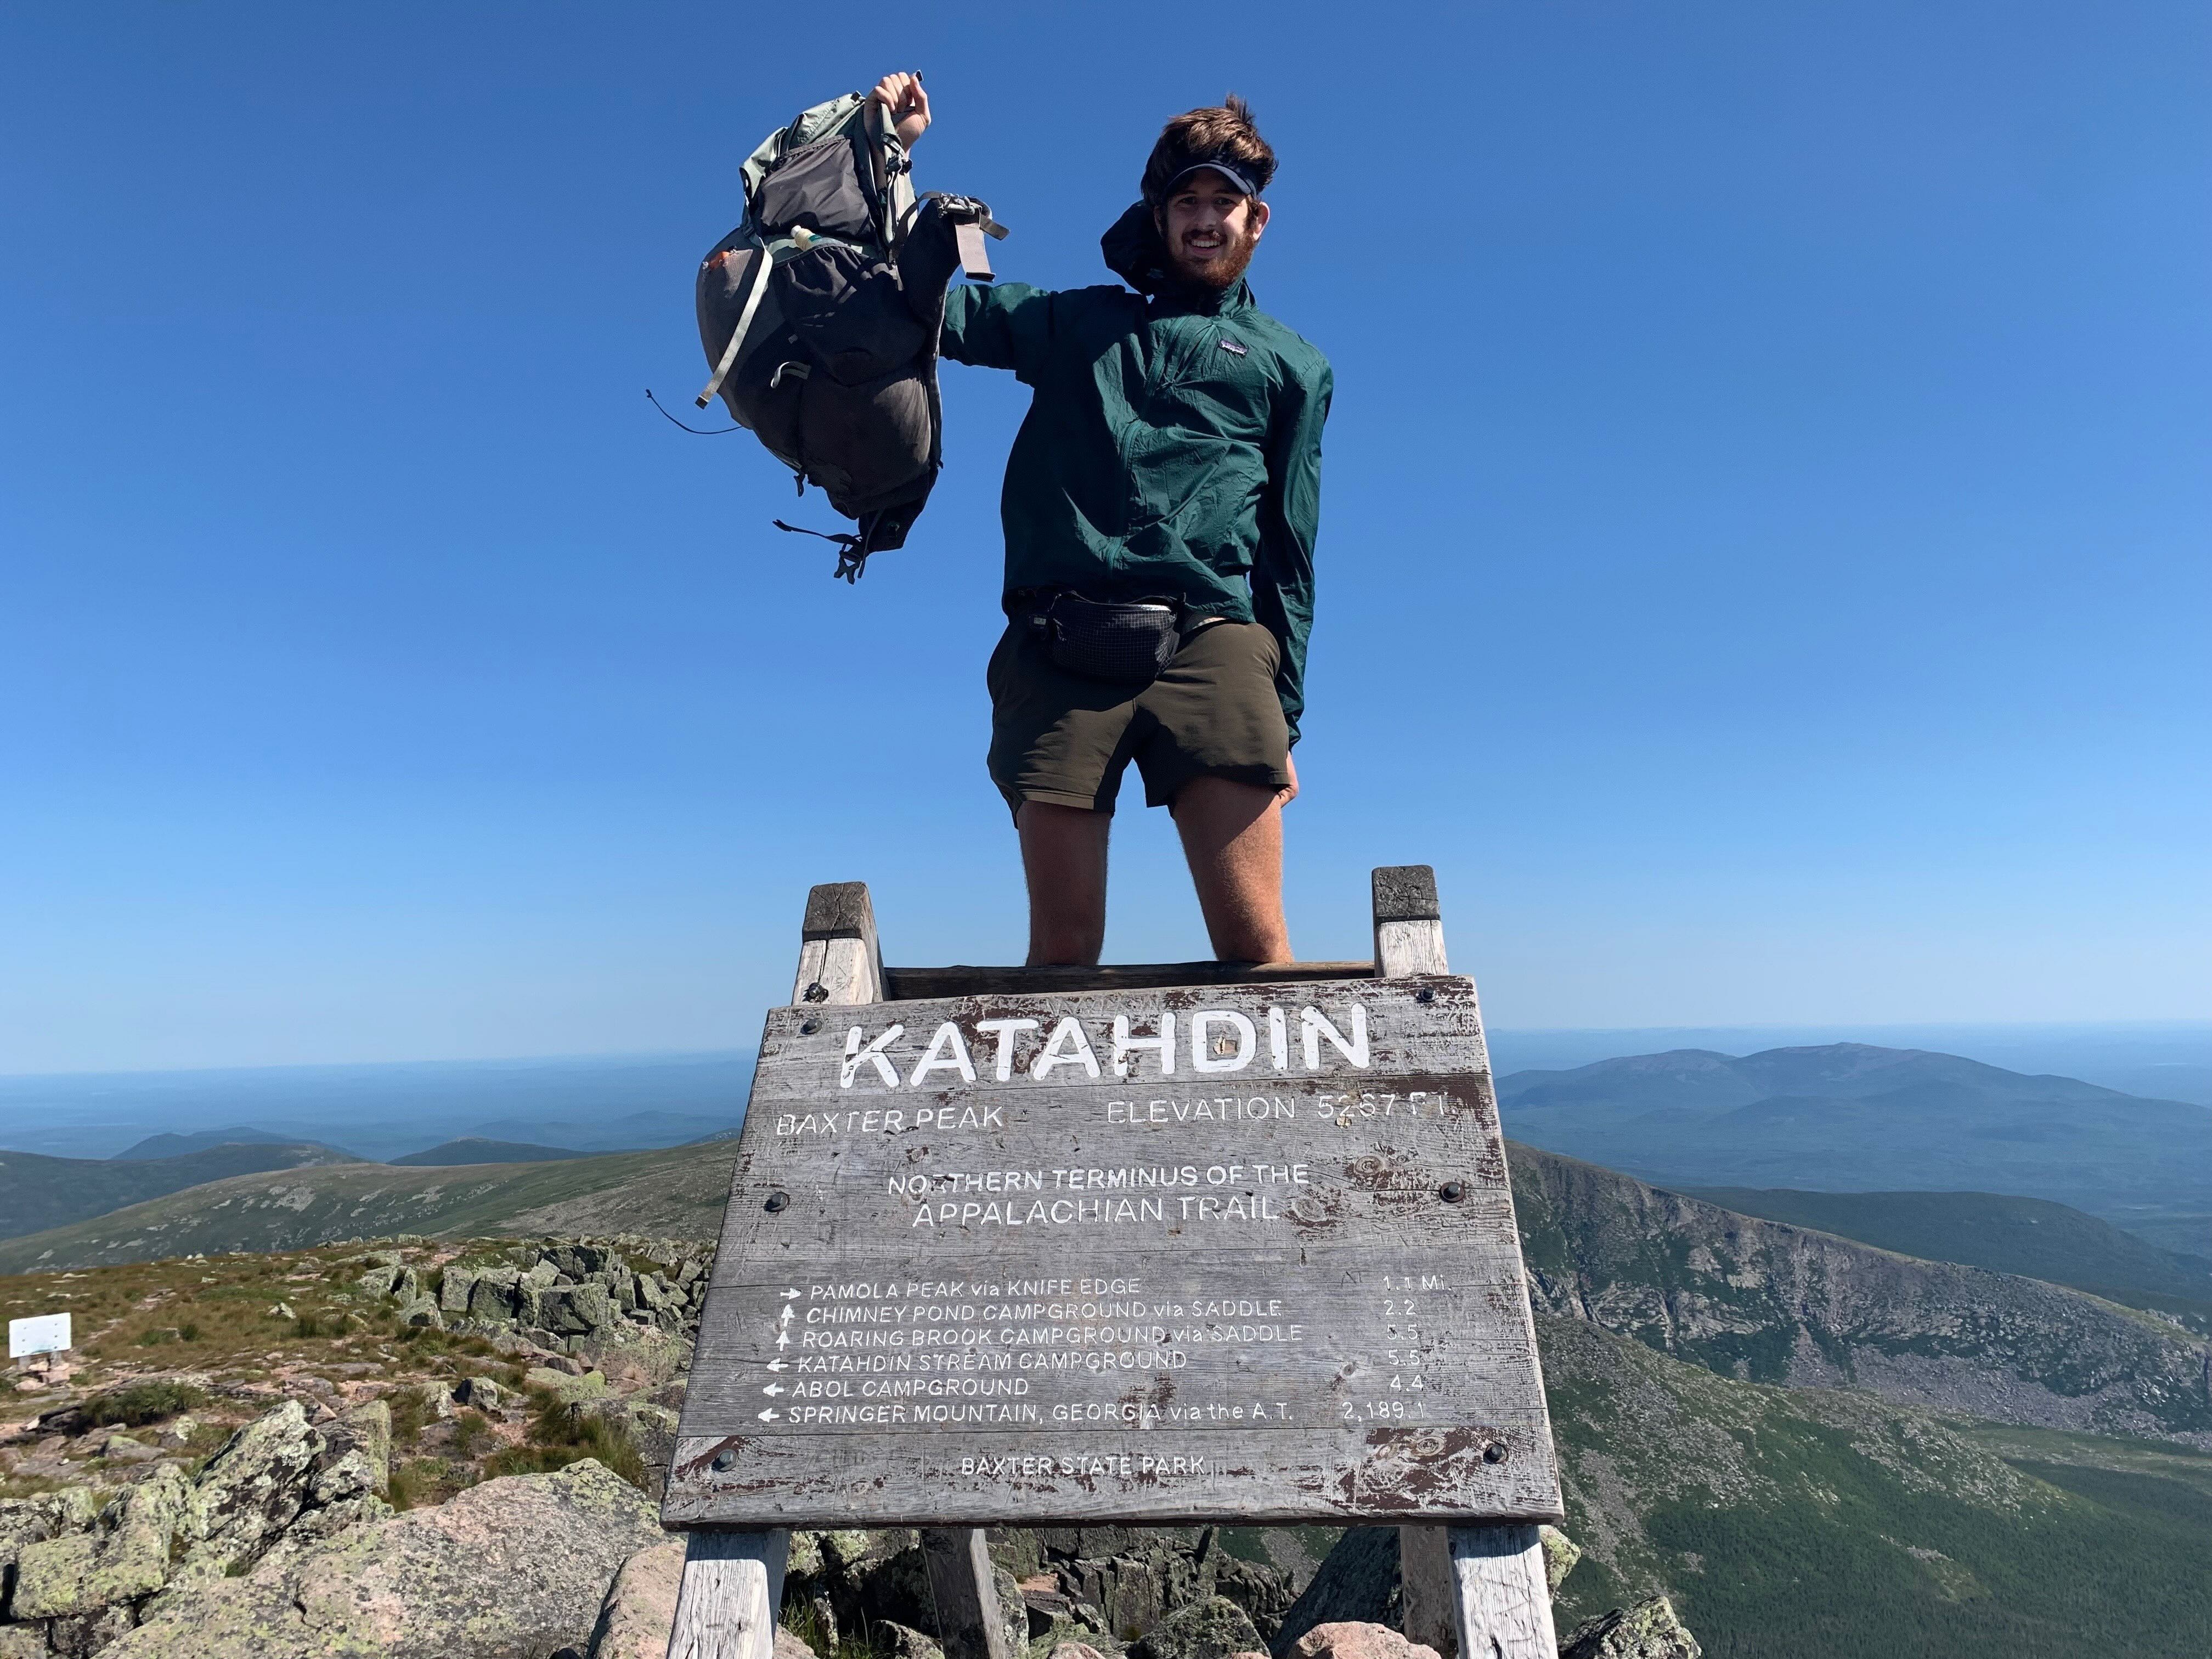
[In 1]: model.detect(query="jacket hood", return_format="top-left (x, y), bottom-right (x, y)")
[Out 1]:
top-left (1101, 200), bottom-right (1254, 313)
top-left (1101, 200), bottom-right (1173, 294)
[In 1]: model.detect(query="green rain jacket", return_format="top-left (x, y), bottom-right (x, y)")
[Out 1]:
top-left (940, 275), bottom-right (1332, 744)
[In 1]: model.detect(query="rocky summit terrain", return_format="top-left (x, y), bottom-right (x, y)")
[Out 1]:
top-left (0, 1234), bottom-right (1708, 1659)
top-left (8, 1227), bottom-right (2212, 1656)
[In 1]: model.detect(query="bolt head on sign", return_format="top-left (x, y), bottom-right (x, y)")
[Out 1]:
top-left (9, 1313), bottom-right (71, 1361)
top-left (665, 978), bottom-right (1561, 1530)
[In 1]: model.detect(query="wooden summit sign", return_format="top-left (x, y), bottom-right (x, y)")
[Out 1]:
top-left (661, 869), bottom-right (1566, 1659)
top-left (666, 890), bottom-right (1561, 1532)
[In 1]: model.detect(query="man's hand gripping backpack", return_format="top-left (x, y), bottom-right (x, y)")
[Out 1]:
top-left (695, 92), bottom-right (1005, 581)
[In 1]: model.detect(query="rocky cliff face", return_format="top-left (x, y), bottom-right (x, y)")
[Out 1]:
top-left (1509, 1143), bottom-right (2212, 1447)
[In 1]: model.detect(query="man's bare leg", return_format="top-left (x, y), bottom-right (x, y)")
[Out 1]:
top-left (1018, 802), bottom-right (1111, 966)
top-left (1171, 776), bottom-right (1291, 962)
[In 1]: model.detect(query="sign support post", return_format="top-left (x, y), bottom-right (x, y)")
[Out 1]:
top-left (666, 867), bottom-right (1561, 1659)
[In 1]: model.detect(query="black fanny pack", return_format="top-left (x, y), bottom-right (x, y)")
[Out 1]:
top-left (1026, 594), bottom-right (1182, 684)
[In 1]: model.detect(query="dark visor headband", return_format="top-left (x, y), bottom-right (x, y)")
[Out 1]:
top-left (1159, 159), bottom-right (1260, 198)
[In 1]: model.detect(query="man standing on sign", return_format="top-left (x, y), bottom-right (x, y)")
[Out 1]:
top-left (871, 73), bottom-right (1331, 970)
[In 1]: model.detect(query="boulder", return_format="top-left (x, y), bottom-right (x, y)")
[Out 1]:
top-left (396, 1295), bottom-right (444, 1329)
top-left (1213, 1555), bottom-right (1294, 1639)
top-left (541, 1284), bottom-right (618, 1338)
top-left (1539, 1526), bottom-right (1581, 1595)
top-left (105, 1459), bottom-right (664, 1659)
top-left (0, 1626), bottom-right (48, 1658)
top-left (1560, 1598), bottom-right (1701, 1659)
top-left (1130, 1596), bottom-right (1263, 1659)
top-left (1047, 1645), bottom-right (1113, 1659)
top-left (453, 1375), bottom-right (504, 1412)
top-left (874, 1622), bottom-right (943, 1659)
top-left (438, 1267), bottom-right (479, 1316)
top-left (178, 1399), bottom-right (323, 1578)
top-left (546, 1244), bottom-right (613, 1280)
top-left (321, 1399), bottom-right (392, 1497)
top-left (585, 1538), bottom-right (683, 1659)
top-left (466, 1267), bottom-right (522, 1323)
top-left (10, 1463), bottom-right (188, 1621)
top-left (1268, 1529), bottom-right (1398, 1656)
top-left (1285, 1626), bottom-right (1440, 1659)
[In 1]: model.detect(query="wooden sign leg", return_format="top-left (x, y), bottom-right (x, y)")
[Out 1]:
top-left (790, 883), bottom-right (1010, 1659)
top-left (667, 1528), bottom-right (791, 1659)
top-left (1373, 865), bottom-right (1449, 977)
top-left (1402, 1525), bottom-right (1558, 1658)
top-left (1384, 869), bottom-right (1555, 1657)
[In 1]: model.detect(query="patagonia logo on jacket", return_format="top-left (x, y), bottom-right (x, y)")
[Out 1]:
top-left (1217, 337), bottom-right (1249, 357)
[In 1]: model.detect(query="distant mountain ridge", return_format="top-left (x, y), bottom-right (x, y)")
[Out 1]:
top-left (1497, 1042), bottom-right (2212, 1221)
top-left (1683, 1186), bottom-right (2212, 1329)
top-left (0, 1142), bottom-right (360, 1243)
top-left (390, 1138), bottom-right (586, 1165)
top-left (111, 1126), bottom-right (341, 1160)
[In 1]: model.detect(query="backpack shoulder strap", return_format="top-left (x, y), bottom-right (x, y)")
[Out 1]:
top-left (864, 96), bottom-right (918, 254)
top-left (694, 240), bottom-right (774, 409)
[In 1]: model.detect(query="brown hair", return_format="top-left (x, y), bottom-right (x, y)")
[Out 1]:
top-left (1141, 94), bottom-right (1277, 204)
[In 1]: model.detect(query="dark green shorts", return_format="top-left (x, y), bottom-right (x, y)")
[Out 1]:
top-left (986, 619), bottom-right (1293, 816)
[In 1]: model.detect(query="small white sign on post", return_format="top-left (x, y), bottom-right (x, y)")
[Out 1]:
top-left (9, 1313), bottom-right (72, 1361)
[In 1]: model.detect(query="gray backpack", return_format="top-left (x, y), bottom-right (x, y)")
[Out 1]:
top-left (694, 93), bottom-right (1006, 579)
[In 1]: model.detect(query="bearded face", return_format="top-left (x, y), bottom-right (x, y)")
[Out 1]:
top-left (1156, 168), bottom-right (1270, 292)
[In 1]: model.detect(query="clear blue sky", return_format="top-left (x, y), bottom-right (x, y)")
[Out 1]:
top-left (3, 2), bottom-right (2205, 1071)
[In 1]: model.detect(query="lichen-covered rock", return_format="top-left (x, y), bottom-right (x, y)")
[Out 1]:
top-left (11, 1531), bottom-right (104, 1620)
top-left (466, 1266), bottom-right (522, 1322)
top-left (0, 1624), bottom-right (49, 1658)
top-left (1285, 1624), bottom-right (1439, 1659)
top-left (396, 1294), bottom-right (443, 1329)
top-left (310, 1398), bottom-right (390, 1498)
top-left (438, 1266), bottom-right (479, 1315)
top-left (1, 1487), bottom-right (89, 1577)
top-left (1128, 1595), bottom-right (1263, 1659)
top-left (1560, 1597), bottom-right (1701, 1659)
top-left (1539, 1526), bottom-right (1582, 1595)
top-left (11, 1464), bottom-right (188, 1620)
top-left (105, 1459), bottom-right (663, 1658)
top-left (178, 1398), bottom-right (321, 1578)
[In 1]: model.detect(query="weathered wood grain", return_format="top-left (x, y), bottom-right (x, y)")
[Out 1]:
top-left (665, 1527), bottom-right (789, 1659)
top-left (1375, 922), bottom-right (1450, 979)
top-left (882, 961), bottom-right (1374, 1001)
top-left (1449, 1525), bottom-right (1557, 1659)
top-left (794, 882), bottom-right (884, 1006)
